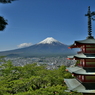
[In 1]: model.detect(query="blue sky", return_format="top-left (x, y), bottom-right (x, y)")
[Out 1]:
top-left (0, 0), bottom-right (95, 51)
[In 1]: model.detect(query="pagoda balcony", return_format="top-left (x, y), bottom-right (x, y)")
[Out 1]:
top-left (76, 75), bottom-right (95, 83)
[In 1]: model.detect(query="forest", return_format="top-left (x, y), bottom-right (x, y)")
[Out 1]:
top-left (0, 57), bottom-right (82, 95)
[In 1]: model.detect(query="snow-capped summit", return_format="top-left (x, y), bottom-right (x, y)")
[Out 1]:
top-left (0, 37), bottom-right (76, 57)
top-left (38, 37), bottom-right (61, 44)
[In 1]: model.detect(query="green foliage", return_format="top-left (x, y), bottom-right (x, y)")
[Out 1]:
top-left (0, 58), bottom-right (82, 95)
top-left (0, 16), bottom-right (7, 31)
top-left (0, 0), bottom-right (16, 3)
top-left (0, 0), bottom-right (17, 31)
top-left (75, 60), bottom-right (80, 66)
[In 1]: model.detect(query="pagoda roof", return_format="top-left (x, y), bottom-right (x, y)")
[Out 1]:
top-left (68, 53), bottom-right (95, 59)
top-left (66, 66), bottom-right (95, 75)
top-left (75, 38), bottom-right (95, 44)
top-left (69, 38), bottom-right (95, 49)
top-left (64, 79), bottom-right (95, 93)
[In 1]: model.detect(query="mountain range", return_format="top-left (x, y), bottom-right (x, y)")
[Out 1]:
top-left (0, 37), bottom-right (77, 57)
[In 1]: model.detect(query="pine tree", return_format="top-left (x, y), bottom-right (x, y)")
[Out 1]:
top-left (0, 0), bottom-right (16, 3)
top-left (0, 0), bottom-right (16, 31)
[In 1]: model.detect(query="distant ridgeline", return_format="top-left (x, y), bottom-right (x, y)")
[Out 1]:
top-left (0, 37), bottom-right (77, 57)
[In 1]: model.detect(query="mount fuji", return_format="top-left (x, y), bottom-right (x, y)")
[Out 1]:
top-left (38, 37), bottom-right (62, 44)
top-left (0, 37), bottom-right (77, 57)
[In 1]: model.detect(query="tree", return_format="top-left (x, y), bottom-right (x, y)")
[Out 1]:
top-left (0, 59), bottom-right (82, 95)
top-left (0, 0), bottom-right (16, 3)
top-left (0, 0), bottom-right (16, 31)
top-left (0, 16), bottom-right (7, 31)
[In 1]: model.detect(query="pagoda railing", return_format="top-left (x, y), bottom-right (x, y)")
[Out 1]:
top-left (75, 75), bottom-right (95, 82)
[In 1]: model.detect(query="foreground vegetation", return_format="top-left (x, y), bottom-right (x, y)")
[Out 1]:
top-left (0, 58), bottom-right (82, 95)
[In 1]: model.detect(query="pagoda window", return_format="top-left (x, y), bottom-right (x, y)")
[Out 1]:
top-left (86, 59), bottom-right (95, 62)
top-left (85, 76), bottom-right (95, 82)
top-left (82, 75), bottom-right (85, 81)
top-left (80, 59), bottom-right (83, 66)
top-left (86, 48), bottom-right (95, 50)
top-left (85, 45), bottom-right (95, 53)
top-left (86, 45), bottom-right (95, 47)
top-left (85, 59), bottom-right (95, 67)
top-left (79, 75), bottom-right (81, 78)
top-left (80, 62), bottom-right (83, 66)
top-left (80, 45), bottom-right (85, 48)
top-left (76, 75), bottom-right (82, 82)
top-left (76, 75), bottom-right (86, 82)
top-left (78, 75), bottom-right (82, 81)
top-left (82, 48), bottom-right (85, 51)
top-left (83, 59), bottom-right (86, 67)
top-left (78, 59), bottom-right (85, 67)
top-left (79, 45), bottom-right (85, 53)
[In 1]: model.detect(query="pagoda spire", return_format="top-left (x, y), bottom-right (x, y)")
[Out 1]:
top-left (85, 6), bottom-right (95, 39)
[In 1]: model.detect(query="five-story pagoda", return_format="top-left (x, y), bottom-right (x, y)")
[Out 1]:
top-left (64, 6), bottom-right (95, 95)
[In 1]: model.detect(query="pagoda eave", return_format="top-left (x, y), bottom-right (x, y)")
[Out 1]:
top-left (67, 53), bottom-right (95, 59)
top-left (66, 67), bottom-right (95, 75)
top-left (68, 38), bottom-right (95, 49)
top-left (64, 79), bottom-right (95, 93)
top-left (69, 43), bottom-right (82, 49)
top-left (75, 38), bottom-right (95, 44)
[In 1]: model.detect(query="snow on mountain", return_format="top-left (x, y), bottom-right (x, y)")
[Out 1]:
top-left (38, 37), bottom-right (63, 44)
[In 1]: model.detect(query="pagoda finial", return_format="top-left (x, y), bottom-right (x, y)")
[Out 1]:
top-left (85, 6), bottom-right (95, 39)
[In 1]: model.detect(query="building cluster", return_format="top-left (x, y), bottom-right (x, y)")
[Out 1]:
top-left (2, 56), bottom-right (76, 69)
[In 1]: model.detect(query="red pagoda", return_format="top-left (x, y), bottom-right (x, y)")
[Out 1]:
top-left (64, 6), bottom-right (95, 95)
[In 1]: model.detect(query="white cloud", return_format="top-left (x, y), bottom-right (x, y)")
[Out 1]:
top-left (18, 43), bottom-right (32, 48)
